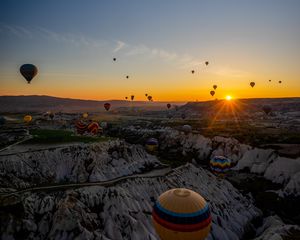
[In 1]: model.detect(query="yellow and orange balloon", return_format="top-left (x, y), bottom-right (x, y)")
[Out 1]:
top-left (23, 115), bottom-right (32, 123)
top-left (152, 188), bottom-right (211, 240)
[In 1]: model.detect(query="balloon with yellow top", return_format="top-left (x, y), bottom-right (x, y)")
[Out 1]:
top-left (152, 188), bottom-right (211, 240)
top-left (23, 115), bottom-right (32, 124)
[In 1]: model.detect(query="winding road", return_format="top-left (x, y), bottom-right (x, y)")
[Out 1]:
top-left (0, 167), bottom-right (172, 204)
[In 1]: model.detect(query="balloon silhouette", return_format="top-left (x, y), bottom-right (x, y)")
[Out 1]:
top-left (104, 103), bottom-right (111, 111)
top-left (20, 64), bottom-right (38, 84)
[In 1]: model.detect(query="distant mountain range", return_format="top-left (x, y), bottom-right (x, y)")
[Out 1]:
top-left (0, 95), bottom-right (185, 113)
top-left (0, 95), bottom-right (299, 113)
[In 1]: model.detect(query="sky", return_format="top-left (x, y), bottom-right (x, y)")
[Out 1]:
top-left (0, 0), bottom-right (299, 101)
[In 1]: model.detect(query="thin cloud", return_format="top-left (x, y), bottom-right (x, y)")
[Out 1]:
top-left (0, 23), bottom-right (203, 69)
top-left (37, 27), bottom-right (107, 49)
top-left (0, 23), bottom-right (32, 38)
top-left (113, 40), bottom-right (126, 53)
top-left (122, 42), bottom-right (205, 69)
top-left (214, 66), bottom-right (249, 78)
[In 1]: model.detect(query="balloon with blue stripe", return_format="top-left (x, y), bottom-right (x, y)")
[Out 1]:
top-left (210, 156), bottom-right (231, 175)
top-left (152, 188), bottom-right (211, 240)
top-left (145, 138), bottom-right (158, 153)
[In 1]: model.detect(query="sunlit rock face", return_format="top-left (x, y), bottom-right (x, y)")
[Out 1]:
top-left (1, 126), bottom-right (299, 239)
top-left (253, 215), bottom-right (300, 240)
top-left (108, 126), bottom-right (300, 197)
top-left (0, 140), bottom-right (161, 189)
top-left (0, 164), bottom-right (261, 240)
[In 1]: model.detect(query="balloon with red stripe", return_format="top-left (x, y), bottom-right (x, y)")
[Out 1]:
top-left (87, 122), bottom-right (100, 135)
top-left (152, 188), bottom-right (211, 240)
top-left (75, 120), bottom-right (87, 135)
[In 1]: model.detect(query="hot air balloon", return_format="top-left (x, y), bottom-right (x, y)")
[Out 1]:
top-left (145, 138), bottom-right (159, 153)
top-left (113, 58), bottom-right (116, 61)
top-left (75, 120), bottom-right (87, 135)
top-left (210, 156), bottom-right (231, 175)
top-left (125, 96), bottom-right (128, 100)
top-left (152, 188), bottom-right (211, 240)
top-left (167, 103), bottom-right (171, 109)
top-left (83, 112), bottom-right (89, 119)
top-left (126, 75), bottom-right (129, 79)
top-left (23, 115), bottom-right (32, 123)
top-left (131, 95), bottom-right (135, 101)
top-left (205, 61), bottom-right (209, 66)
top-left (0, 116), bottom-right (6, 126)
top-left (20, 64), bottom-right (38, 84)
top-left (269, 80), bottom-right (271, 82)
top-left (87, 122), bottom-right (101, 135)
top-left (104, 103), bottom-right (111, 111)
top-left (213, 85), bottom-right (217, 90)
top-left (147, 96), bottom-right (152, 101)
top-left (100, 121), bottom-right (108, 129)
top-left (145, 93), bottom-right (148, 97)
top-left (191, 70), bottom-right (195, 74)
top-left (279, 81), bottom-right (282, 84)
top-left (182, 124), bottom-right (192, 134)
top-left (250, 82), bottom-right (255, 88)
top-left (262, 105), bottom-right (272, 116)
top-left (210, 90), bottom-right (215, 97)
top-left (49, 112), bottom-right (55, 120)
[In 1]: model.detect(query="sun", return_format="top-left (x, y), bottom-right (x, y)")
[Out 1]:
top-left (226, 95), bottom-right (232, 101)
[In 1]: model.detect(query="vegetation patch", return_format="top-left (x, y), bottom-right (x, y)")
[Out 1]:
top-left (25, 129), bottom-right (112, 144)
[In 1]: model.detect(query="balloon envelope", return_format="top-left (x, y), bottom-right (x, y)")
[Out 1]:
top-left (24, 115), bottom-right (32, 123)
top-left (182, 124), bottom-right (192, 134)
top-left (250, 82), bottom-right (255, 88)
top-left (146, 138), bottom-right (158, 152)
top-left (0, 116), bottom-right (6, 126)
top-left (262, 105), bottom-right (272, 115)
top-left (104, 103), bottom-right (111, 111)
top-left (152, 188), bottom-right (211, 240)
top-left (210, 90), bottom-right (215, 97)
top-left (87, 122), bottom-right (100, 135)
top-left (75, 120), bottom-right (87, 135)
top-left (20, 64), bottom-right (38, 84)
top-left (167, 103), bottom-right (171, 109)
top-left (210, 156), bottom-right (231, 175)
top-left (213, 85), bottom-right (217, 90)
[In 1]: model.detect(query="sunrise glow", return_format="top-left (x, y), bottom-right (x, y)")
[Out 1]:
top-left (226, 95), bottom-right (232, 101)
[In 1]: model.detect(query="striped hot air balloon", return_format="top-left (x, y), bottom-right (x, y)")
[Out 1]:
top-left (152, 188), bottom-right (211, 240)
top-left (87, 122), bottom-right (101, 135)
top-left (145, 138), bottom-right (158, 153)
top-left (75, 120), bottom-right (87, 135)
top-left (210, 156), bottom-right (231, 175)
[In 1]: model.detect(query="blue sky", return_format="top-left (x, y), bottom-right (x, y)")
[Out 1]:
top-left (1, 0), bottom-right (300, 100)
